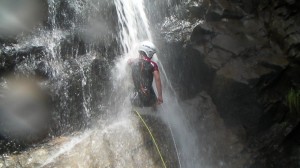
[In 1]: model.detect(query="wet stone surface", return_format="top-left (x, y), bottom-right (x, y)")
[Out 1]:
top-left (0, 111), bottom-right (179, 168)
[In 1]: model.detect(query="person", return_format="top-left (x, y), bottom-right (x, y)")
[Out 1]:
top-left (128, 41), bottom-right (163, 107)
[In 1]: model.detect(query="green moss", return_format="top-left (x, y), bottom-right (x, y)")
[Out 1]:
top-left (287, 89), bottom-right (300, 114)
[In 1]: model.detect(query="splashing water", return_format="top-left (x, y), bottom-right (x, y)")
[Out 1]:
top-left (112, 0), bottom-right (203, 167)
top-left (40, 130), bottom-right (93, 167)
top-left (111, 0), bottom-right (154, 116)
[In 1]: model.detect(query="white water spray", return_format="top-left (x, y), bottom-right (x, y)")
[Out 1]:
top-left (113, 0), bottom-right (204, 167)
top-left (112, 0), bottom-right (200, 167)
top-left (112, 0), bottom-right (154, 115)
top-left (114, 0), bottom-right (152, 54)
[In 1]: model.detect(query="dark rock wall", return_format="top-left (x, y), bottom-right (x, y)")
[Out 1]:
top-left (156, 0), bottom-right (300, 167)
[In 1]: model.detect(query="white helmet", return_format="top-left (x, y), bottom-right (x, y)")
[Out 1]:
top-left (138, 41), bottom-right (157, 59)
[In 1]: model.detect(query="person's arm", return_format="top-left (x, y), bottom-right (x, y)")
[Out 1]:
top-left (154, 70), bottom-right (163, 104)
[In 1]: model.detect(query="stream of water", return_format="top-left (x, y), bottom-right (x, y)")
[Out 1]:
top-left (112, 0), bottom-right (203, 167)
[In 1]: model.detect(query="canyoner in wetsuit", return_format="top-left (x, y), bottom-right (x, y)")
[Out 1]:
top-left (128, 41), bottom-right (163, 107)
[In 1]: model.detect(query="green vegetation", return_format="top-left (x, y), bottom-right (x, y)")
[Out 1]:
top-left (287, 89), bottom-right (300, 114)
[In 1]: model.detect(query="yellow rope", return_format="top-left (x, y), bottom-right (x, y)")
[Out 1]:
top-left (133, 109), bottom-right (167, 168)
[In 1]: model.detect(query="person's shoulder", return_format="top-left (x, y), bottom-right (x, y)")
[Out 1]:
top-left (150, 60), bottom-right (158, 67)
top-left (150, 61), bottom-right (159, 71)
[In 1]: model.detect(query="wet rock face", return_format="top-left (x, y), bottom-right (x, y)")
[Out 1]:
top-left (158, 0), bottom-right (300, 167)
top-left (0, 0), bottom-right (120, 146)
top-left (0, 46), bottom-right (47, 77)
top-left (179, 92), bottom-right (250, 167)
top-left (0, 113), bottom-right (178, 168)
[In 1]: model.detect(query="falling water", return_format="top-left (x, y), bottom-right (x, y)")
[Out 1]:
top-left (112, 0), bottom-right (203, 167)
top-left (111, 0), bottom-right (154, 116)
top-left (114, 0), bottom-right (152, 54)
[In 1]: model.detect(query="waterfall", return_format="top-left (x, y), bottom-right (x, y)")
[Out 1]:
top-left (114, 0), bottom-right (152, 54)
top-left (113, 0), bottom-right (203, 167)
top-left (111, 0), bottom-right (153, 116)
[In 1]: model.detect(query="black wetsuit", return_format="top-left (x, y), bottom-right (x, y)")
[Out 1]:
top-left (130, 56), bottom-right (159, 107)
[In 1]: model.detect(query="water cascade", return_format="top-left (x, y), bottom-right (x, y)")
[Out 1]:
top-left (111, 0), bottom-right (208, 167)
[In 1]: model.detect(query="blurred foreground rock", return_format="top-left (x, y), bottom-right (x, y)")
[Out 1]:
top-left (0, 77), bottom-right (50, 147)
